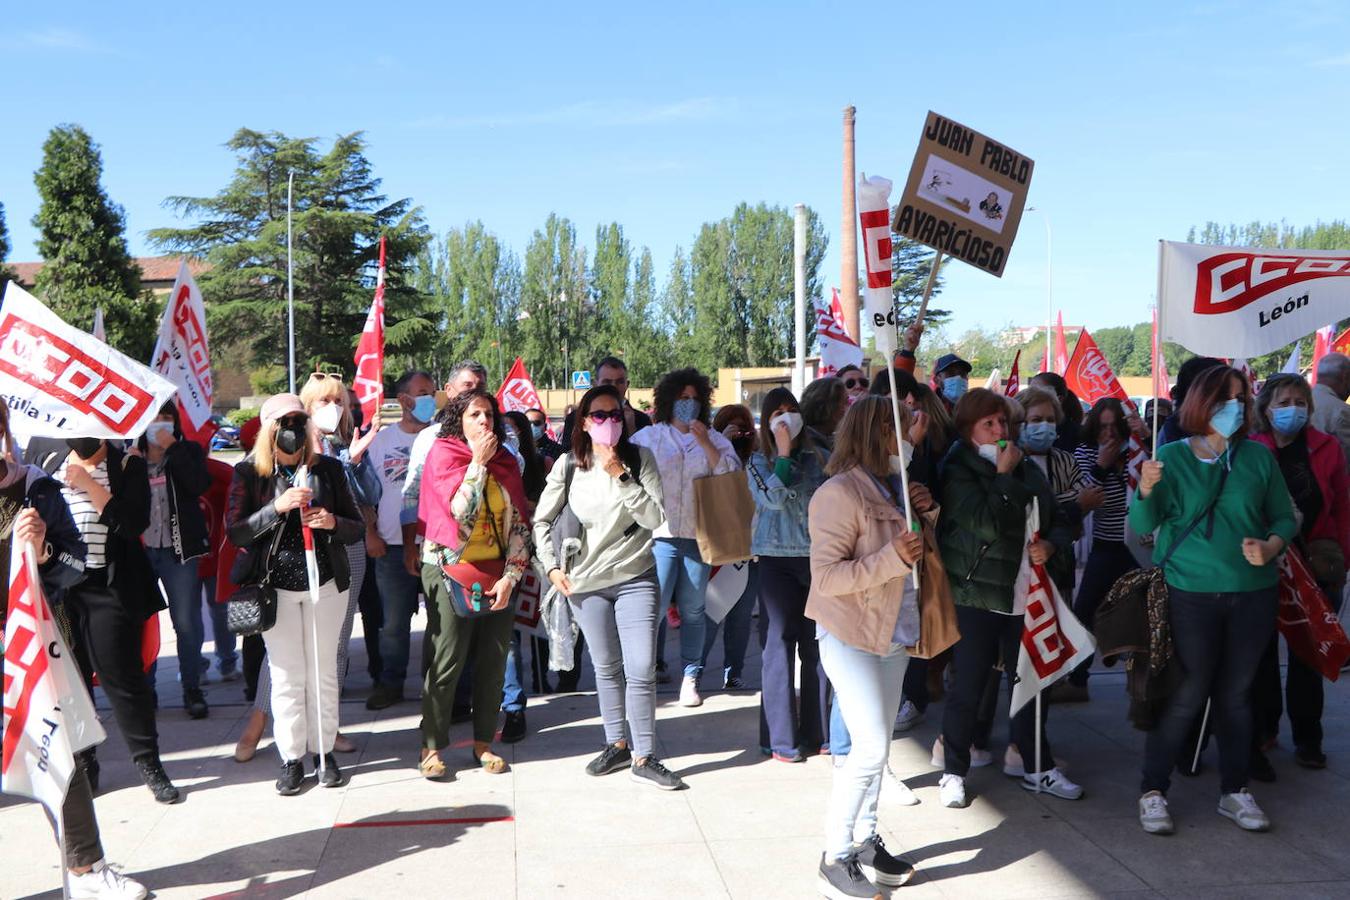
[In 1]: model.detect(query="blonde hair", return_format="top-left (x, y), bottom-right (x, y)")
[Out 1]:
top-left (299, 372), bottom-right (354, 443)
top-left (252, 416), bottom-right (318, 477)
top-left (826, 395), bottom-right (905, 478)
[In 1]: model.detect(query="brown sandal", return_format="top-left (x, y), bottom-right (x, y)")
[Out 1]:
top-left (473, 748), bottom-right (508, 775)
top-left (419, 750), bottom-right (447, 780)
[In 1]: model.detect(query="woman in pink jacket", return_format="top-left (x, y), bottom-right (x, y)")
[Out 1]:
top-left (1250, 373), bottom-right (1350, 771)
top-left (805, 396), bottom-right (929, 898)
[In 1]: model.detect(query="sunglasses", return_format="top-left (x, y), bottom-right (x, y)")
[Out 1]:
top-left (277, 414), bottom-right (308, 429)
top-left (844, 377), bottom-right (870, 390)
top-left (587, 410), bottom-right (623, 423)
top-left (309, 371), bottom-right (345, 382)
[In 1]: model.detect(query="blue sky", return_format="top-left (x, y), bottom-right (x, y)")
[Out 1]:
top-left (3, 0), bottom-right (1348, 346)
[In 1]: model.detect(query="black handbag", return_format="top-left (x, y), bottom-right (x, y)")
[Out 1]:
top-left (226, 582), bottom-right (277, 636)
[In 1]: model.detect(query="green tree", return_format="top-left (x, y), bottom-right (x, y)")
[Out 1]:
top-left (0, 201), bottom-right (14, 286)
top-left (689, 219), bottom-right (738, 373)
top-left (150, 128), bottom-right (431, 377)
top-left (624, 246), bottom-right (667, 384)
top-left (591, 223), bottom-right (631, 358)
top-left (519, 214), bottom-right (589, 389)
top-left (31, 124), bottom-right (155, 357)
top-left (1188, 219), bottom-right (1350, 378)
top-left (891, 236), bottom-right (949, 329)
top-left (659, 246), bottom-right (696, 370)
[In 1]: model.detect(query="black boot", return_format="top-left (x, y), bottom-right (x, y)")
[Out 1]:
top-left (134, 755), bottom-right (181, 804)
top-left (184, 687), bottom-right (209, 720)
top-left (501, 710), bottom-right (527, 744)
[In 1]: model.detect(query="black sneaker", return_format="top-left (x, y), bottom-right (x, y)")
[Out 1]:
top-left (854, 834), bottom-right (915, 888)
top-left (1296, 745), bottom-right (1328, 769)
top-left (366, 682), bottom-right (404, 711)
top-left (586, 743), bottom-right (633, 777)
top-left (501, 710), bottom-right (527, 744)
top-left (78, 748), bottom-right (100, 794)
top-left (1249, 749), bottom-right (1277, 783)
top-left (276, 760), bottom-right (305, 795)
top-left (630, 757), bottom-right (685, 791)
top-left (312, 754), bottom-right (345, 788)
top-left (184, 688), bottom-right (209, 720)
top-left (134, 756), bottom-right (181, 804)
top-left (818, 853), bottom-right (882, 900)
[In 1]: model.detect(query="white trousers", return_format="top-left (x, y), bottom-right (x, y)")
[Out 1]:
top-left (264, 581), bottom-right (346, 761)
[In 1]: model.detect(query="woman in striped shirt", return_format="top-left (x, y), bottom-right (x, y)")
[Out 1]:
top-left (60, 435), bottom-right (180, 805)
top-left (1060, 397), bottom-right (1141, 701)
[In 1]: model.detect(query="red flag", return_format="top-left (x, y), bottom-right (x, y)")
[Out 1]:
top-left (829, 286), bottom-right (848, 328)
top-left (354, 236), bottom-right (387, 427)
top-left (1054, 311), bottom-right (1069, 374)
top-left (817, 290), bottom-right (864, 377)
top-left (1333, 327), bottom-right (1350, 356)
top-left (1152, 307), bottom-right (1171, 400)
top-left (151, 262), bottom-right (215, 445)
top-left (497, 357), bottom-right (545, 414)
top-left (1064, 328), bottom-right (1147, 488)
top-left (1005, 349), bottom-right (1021, 396)
top-left (1311, 324), bottom-right (1334, 385)
top-left (1278, 546), bottom-right (1350, 680)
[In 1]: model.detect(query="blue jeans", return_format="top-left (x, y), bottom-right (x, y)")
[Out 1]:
top-left (1142, 586), bottom-right (1277, 795)
top-left (201, 577), bottom-right (237, 671)
top-left (830, 699), bottom-right (851, 757)
top-left (502, 630), bottom-right (527, 713)
top-left (146, 547), bottom-right (205, 693)
top-left (375, 549), bottom-right (423, 687)
top-left (700, 561), bottom-right (758, 683)
top-left (653, 537), bottom-right (712, 678)
top-left (818, 630), bottom-right (909, 862)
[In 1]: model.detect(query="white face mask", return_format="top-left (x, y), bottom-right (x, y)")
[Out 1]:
top-left (146, 422), bottom-right (175, 444)
top-left (313, 403), bottom-right (342, 435)
top-left (771, 411), bottom-right (804, 441)
top-left (977, 442), bottom-right (1001, 466)
top-left (889, 439), bottom-right (914, 475)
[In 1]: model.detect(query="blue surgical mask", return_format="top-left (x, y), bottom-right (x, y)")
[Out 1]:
top-left (531, 423), bottom-right (547, 441)
top-left (673, 398), bottom-right (700, 424)
top-left (1210, 398), bottom-right (1244, 438)
top-left (411, 395), bottom-right (436, 424)
top-left (1271, 406), bottom-right (1308, 436)
top-left (941, 376), bottom-right (968, 404)
top-left (1019, 421), bottom-right (1058, 453)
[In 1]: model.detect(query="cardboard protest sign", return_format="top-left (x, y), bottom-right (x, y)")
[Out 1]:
top-left (892, 112), bottom-right (1034, 277)
top-left (1159, 241), bottom-right (1350, 357)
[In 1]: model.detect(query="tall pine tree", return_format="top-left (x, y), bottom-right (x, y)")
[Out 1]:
top-left (151, 129), bottom-right (432, 379)
top-left (31, 124), bottom-right (154, 357)
top-left (0, 201), bottom-right (14, 286)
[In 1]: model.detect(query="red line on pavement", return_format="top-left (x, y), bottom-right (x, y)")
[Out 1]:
top-left (334, 816), bottom-right (514, 829)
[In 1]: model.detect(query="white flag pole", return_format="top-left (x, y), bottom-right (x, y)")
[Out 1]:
top-left (287, 170), bottom-right (297, 395)
top-left (885, 365), bottom-right (919, 590)
top-left (1154, 241), bottom-right (1164, 456)
top-left (295, 465), bottom-right (327, 780)
top-left (1192, 699), bottom-right (1211, 774)
top-left (1034, 689), bottom-right (1044, 794)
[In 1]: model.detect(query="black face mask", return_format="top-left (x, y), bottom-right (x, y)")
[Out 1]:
top-left (731, 434), bottom-right (756, 456)
top-left (275, 425), bottom-right (305, 455)
top-left (66, 438), bottom-right (103, 460)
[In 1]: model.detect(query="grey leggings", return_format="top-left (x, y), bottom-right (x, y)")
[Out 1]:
top-left (569, 573), bottom-right (660, 759)
top-left (256, 543), bottom-right (365, 715)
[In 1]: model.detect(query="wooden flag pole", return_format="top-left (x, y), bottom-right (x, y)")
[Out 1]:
top-left (913, 253), bottom-right (945, 329)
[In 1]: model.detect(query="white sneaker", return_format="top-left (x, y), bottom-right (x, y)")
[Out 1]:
top-left (1218, 788), bottom-right (1270, 831)
top-left (678, 676), bottom-right (703, 708)
top-left (939, 773), bottom-right (968, 808)
top-left (1004, 746), bottom-right (1067, 778)
top-left (885, 764), bottom-right (920, 806)
top-left (894, 699), bottom-right (924, 733)
top-left (1138, 790), bottom-right (1174, 835)
top-left (1022, 767), bottom-right (1083, 800)
top-left (930, 737), bottom-right (992, 769)
top-left (68, 860), bottom-right (148, 900)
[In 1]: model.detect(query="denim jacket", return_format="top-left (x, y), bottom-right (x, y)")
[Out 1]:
top-left (748, 443), bottom-right (830, 557)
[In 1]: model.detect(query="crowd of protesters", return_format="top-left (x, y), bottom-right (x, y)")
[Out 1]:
top-left (6, 336), bottom-right (1350, 900)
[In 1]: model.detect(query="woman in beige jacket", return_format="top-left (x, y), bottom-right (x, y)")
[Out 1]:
top-left (806, 396), bottom-right (931, 898)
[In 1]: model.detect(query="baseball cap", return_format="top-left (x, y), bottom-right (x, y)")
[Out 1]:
top-left (934, 354), bottom-right (972, 376)
top-left (260, 393), bottom-right (305, 426)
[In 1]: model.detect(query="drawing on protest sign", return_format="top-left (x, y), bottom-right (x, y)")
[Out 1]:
top-left (892, 112), bottom-right (1034, 277)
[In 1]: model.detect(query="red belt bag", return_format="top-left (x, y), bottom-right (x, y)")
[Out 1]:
top-left (440, 559), bottom-right (508, 618)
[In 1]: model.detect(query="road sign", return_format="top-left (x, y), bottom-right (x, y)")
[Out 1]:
top-left (571, 371), bottom-right (592, 390)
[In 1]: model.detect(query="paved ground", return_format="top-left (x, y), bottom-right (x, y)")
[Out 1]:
top-left (5, 609), bottom-right (1350, 899)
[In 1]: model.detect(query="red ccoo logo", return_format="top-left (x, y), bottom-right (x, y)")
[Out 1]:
top-left (1195, 252), bottom-right (1350, 314)
top-left (0, 313), bottom-right (156, 430)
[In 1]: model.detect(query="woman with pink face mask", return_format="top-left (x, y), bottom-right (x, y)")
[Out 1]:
top-left (533, 385), bottom-right (685, 789)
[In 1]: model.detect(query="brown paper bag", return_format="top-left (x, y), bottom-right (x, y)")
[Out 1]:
top-left (692, 470), bottom-right (754, 566)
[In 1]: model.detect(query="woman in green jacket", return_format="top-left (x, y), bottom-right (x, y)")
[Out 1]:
top-left (936, 389), bottom-right (1079, 809)
top-left (1130, 365), bottom-right (1296, 837)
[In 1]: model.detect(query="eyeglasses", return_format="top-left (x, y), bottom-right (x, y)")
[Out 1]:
top-left (309, 371), bottom-right (345, 382)
top-left (844, 377), bottom-right (870, 390)
top-left (587, 410), bottom-right (623, 423)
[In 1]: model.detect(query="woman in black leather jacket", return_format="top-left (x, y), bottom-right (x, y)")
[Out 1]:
top-left (226, 393), bottom-right (363, 795)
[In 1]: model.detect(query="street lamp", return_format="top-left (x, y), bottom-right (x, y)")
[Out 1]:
top-left (1026, 206), bottom-right (1052, 371)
